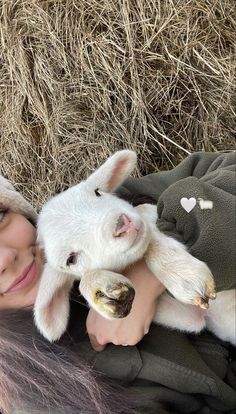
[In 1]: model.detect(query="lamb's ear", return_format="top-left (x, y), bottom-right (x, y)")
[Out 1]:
top-left (34, 263), bottom-right (74, 342)
top-left (86, 150), bottom-right (137, 192)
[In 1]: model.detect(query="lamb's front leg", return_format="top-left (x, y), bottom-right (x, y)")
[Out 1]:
top-left (145, 233), bottom-right (216, 309)
top-left (79, 270), bottom-right (135, 319)
top-left (154, 292), bottom-right (207, 333)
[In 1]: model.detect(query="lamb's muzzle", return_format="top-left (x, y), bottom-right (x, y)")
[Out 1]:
top-left (114, 214), bottom-right (135, 236)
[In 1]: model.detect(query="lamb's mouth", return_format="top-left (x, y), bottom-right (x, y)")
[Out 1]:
top-left (130, 221), bottom-right (144, 247)
top-left (93, 283), bottom-right (135, 318)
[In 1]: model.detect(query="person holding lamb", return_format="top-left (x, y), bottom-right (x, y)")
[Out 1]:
top-left (0, 150), bottom-right (235, 414)
top-left (35, 150), bottom-right (235, 347)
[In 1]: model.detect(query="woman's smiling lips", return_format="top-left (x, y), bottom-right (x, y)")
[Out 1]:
top-left (4, 261), bottom-right (37, 294)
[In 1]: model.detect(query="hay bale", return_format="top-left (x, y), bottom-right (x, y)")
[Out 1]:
top-left (0, 0), bottom-right (235, 208)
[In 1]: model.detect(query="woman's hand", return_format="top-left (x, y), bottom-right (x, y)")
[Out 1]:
top-left (86, 259), bottom-right (165, 351)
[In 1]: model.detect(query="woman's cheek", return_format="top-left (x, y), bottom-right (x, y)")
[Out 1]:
top-left (20, 219), bottom-right (37, 247)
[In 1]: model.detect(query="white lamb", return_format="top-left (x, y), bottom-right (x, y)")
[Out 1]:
top-left (34, 150), bottom-right (236, 345)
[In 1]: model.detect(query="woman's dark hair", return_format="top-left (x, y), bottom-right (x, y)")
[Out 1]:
top-left (115, 192), bottom-right (157, 207)
top-left (0, 303), bottom-right (141, 414)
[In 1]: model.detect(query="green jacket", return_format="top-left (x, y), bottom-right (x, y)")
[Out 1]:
top-left (69, 152), bottom-right (236, 414)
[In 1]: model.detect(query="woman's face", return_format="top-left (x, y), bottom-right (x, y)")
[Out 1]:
top-left (0, 208), bottom-right (43, 310)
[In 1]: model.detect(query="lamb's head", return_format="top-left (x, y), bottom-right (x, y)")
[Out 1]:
top-left (34, 150), bottom-right (152, 342)
top-left (37, 151), bottom-right (151, 276)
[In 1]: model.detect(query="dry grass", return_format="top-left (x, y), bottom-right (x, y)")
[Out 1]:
top-left (0, 0), bottom-right (235, 209)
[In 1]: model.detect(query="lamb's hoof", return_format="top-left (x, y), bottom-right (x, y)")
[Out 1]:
top-left (193, 297), bottom-right (209, 309)
top-left (206, 281), bottom-right (216, 300)
top-left (94, 283), bottom-right (135, 318)
top-left (192, 277), bottom-right (216, 309)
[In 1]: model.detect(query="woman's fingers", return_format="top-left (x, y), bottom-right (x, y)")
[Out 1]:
top-left (86, 259), bottom-right (165, 351)
top-left (88, 333), bottom-right (107, 352)
top-left (86, 307), bottom-right (151, 350)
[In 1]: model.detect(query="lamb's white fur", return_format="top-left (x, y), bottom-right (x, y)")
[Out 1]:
top-left (34, 150), bottom-right (236, 345)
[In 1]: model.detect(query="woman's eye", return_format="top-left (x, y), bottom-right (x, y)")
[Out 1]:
top-left (66, 252), bottom-right (78, 266)
top-left (95, 188), bottom-right (102, 197)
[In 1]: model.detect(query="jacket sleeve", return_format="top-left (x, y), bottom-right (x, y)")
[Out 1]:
top-left (116, 152), bottom-right (236, 292)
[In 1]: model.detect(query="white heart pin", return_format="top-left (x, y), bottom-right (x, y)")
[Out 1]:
top-left (180, 197), bottom-right (196, 213)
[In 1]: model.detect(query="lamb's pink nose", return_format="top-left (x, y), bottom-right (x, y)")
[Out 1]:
top-left (115, 214), bottom-right (134, 236)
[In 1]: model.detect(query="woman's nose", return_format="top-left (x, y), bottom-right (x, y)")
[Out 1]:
top-left (0, 248), bottom-right (17, 274)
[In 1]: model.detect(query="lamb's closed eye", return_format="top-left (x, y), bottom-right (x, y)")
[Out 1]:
top-left (66, 252), bottom-right (79, 266)
top-left (95, 188), bottom-right (102, 197)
